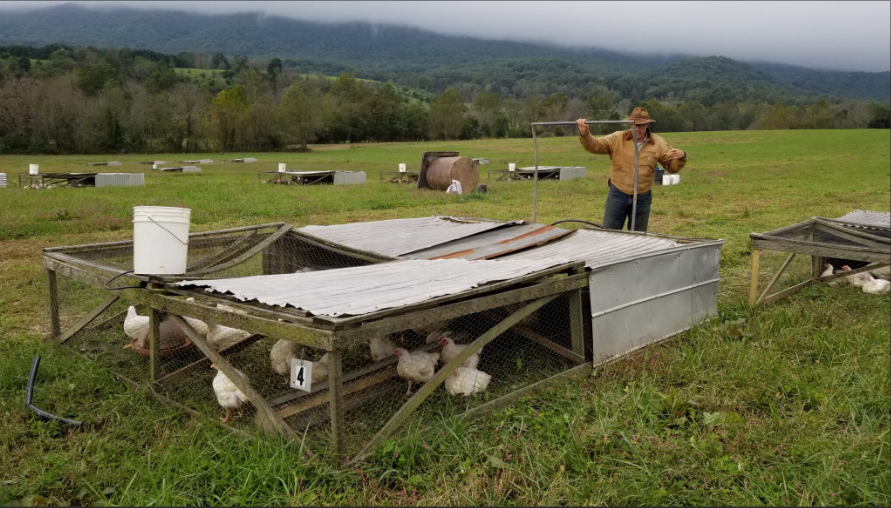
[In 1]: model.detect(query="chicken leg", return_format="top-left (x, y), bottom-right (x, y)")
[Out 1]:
top-left (221, 408), bottom-right (232, 424)
top-left (405, 380), bottom-right (413, 397)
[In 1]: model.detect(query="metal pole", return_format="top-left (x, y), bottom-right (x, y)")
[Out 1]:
top-left (529, 120), bottom-right (635, 227)
top-left (631, 127), bottom-right (640, 232)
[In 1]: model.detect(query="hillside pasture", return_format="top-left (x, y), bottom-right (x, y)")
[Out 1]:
top-left (0, 129), bottom-right (888, 506)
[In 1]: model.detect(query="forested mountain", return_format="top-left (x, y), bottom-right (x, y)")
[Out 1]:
top-left (0, 3), bottom-right (887, 103)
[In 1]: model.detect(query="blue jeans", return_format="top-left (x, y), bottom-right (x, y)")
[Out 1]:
top-left (602, 183), bottom-right (652, 232)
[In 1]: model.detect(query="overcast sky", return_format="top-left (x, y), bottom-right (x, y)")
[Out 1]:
top-left (1, 1), bottom-right (889, 72)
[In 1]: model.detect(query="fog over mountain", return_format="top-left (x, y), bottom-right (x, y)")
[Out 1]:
top-left (0, 1), bottom-right (888, 72)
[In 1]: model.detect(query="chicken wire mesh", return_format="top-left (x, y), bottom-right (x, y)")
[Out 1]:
top-left (51, 238), bottom-right (589, 458)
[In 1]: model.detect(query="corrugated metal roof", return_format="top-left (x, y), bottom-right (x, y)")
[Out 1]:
top-left (297, 216), bottom-right (520, 257)
top-left (179, 258), bottom-right (571, 317)
top-left (833, 210), bottom-right (891, 229)
top-left (404, 223), bottom-right (573, 260)
top-left (497, 229), bottom-right (680, 269)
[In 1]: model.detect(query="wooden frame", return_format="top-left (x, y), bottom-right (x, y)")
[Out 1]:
top-left (749, 217), bottom-right (890, 306)
top-left (43, 228), bottom-right (590, 465)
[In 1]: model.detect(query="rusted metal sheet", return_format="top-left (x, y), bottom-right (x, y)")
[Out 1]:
top-left (403, 223), bottom-right (573, 260)
top-left (296, 216), bottom-right (521, 257)
top-left (497, 228), bottom-right (681, 268)
top-left (178, 258), bottom-right (572, 317)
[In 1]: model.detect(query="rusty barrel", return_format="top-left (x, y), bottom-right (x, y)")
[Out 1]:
top-left (425, 156), bottom-right (479, 192)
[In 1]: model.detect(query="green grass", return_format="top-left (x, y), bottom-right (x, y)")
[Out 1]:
top-left (1, 130), bottom-right (889, 506)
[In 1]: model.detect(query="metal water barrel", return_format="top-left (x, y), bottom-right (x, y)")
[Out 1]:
top-left (425, 156), bottom-right (479, 192)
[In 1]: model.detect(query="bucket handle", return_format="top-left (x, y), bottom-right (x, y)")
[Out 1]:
top-left (148, 215), bottom-right (189, 245)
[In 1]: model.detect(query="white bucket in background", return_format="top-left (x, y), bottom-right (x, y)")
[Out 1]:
top-left (152, 164), bottom-right (158, 170)
top-left (29, 164), bottom-right (39, 175)
top-left (663, 174), bottom-right (672, 185)
top-left (671, 174), bottom-right (680, 185)
top-left (398, 163), bottom-right (406, 173)
top-left (278, 163), bottom-right (287, 173)
top-left (132, 206), bottom-right (191, 275)
top-left (509, 163), bottom-right (516, 172)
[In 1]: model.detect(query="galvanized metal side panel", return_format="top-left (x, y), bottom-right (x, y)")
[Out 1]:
top-left (559, 167), bottom-right (586, 180)
top-left (95, 173), bottom-right (145, 187)
top-left (588, 242), bottom-right (722, 366)
top-left (333, 171), bottom-right (366, 185)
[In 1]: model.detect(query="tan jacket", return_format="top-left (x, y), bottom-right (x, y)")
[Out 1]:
top-left (579, 129), bottom-right (686, 195)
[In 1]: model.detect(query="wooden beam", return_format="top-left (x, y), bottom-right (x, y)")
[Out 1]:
top-left (756, 253), bottom-right (795, 305)
top-left (335, 271), bottom-right (590, 345)
top-left (568, 288), bottom-right (585, 360)
top-left (327, 350), bottom-right (345, 459)
top-left (187, 224), bottom-right (293, 275)
top-left (167, 315), bottom-right (306, 451)
top-left (154, 334), bottom-right (265, 386)
top-left (749, 249), bottom-right (760, 307)
top-left (761, 278), bottom-right (814, 306)
top-left (149, 308), bottom-right (161, 384)
top-left (750, 235), bottom-right (889, 263)
top-left (277, 368), bottom-right (398, 420)
top-left (58, 295), bottom-right (119, 343)
top-left (352, 294), bottom-right (559, 463)
top-left (45, 268), bottom-right (60, 339)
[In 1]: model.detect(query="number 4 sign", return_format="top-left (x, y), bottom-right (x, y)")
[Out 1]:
top-left (290, 358), bottom-right (312, 392)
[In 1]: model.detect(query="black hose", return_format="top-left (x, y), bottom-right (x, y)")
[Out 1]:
top-left (550, 219), bottom-right (603, 229)
top-left (103, 270), bottom-right (144, 291)
top-left (26, 356), bottom-right (83, 427)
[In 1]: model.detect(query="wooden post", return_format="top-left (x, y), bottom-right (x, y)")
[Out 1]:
top-left (327, 350), bottom-right (344, 460)
top-left (749, 249), bottom-right (760, 307)
top-left (45, 268), bottom-right (61, 339)
top-left (148, 308), bottom-right (162, 384)
top-left (59, 296), bottom-right (119, 343)
top-left (353, 294), bottom-right (558, 463)
top-left (167, 315), bottom-right (306, 450)
top-left (568, 288), bottom-right (585, 361)
top-left (756, 253), bottom-right (796, 305)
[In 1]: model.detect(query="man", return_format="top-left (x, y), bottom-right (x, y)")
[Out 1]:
top-left (577, 107), bottom-right (687, 232)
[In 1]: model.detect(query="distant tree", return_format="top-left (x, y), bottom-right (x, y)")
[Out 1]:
top-left (279, 79), bottom-right (325, 151)
top-left (76, 62), bottom-right (121, 96)
top-left (144, 64), bottom-right (179, 94)
top-left (427, 88), bottom-right (465, 140)
top-left (232, 55), bottom-right (249, 74)
top-left (17, 55), bottom-right (30, 73)
top-left (211, 53), bottom-right (230, 70)
top-left (867, 102), bottom-right (890, 128)
top-left (211, 85), bottom-right (248, 150)
top-left (267, 57), bottom-right (283, 93)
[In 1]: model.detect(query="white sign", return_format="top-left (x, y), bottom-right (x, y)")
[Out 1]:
top-left (278, 163), bottom-right (287, 173)
top-left (398, 163), bottom-right (406, 173)
top-left (290, 358), bottom-right (313, 392)
top-left (29, 164), bottom-right (39, 175)
top-left (508, 163), bottom-right (516, 172)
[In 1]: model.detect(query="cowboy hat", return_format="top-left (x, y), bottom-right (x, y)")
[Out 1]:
top-left (627, 107), bottom-right (656, 125)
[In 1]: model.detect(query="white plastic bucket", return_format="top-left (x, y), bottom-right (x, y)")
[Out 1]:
top-left (508, 163), bottom-right (516, 172)
top-left (29, 164), bottom-right (39, 175)
top-left (132, 206), bottom-right (191, 275)
top-left (671, 174), bottom-right (680, 185)
top-left (278, 163), bottom-right (287, 173)
top-left (398, 163), bottom-right (406, 173)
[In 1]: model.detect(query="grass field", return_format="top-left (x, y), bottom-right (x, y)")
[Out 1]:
top-left (0, 129), bottom-right (889, 506)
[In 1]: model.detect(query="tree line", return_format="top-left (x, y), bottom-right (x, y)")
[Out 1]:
top-left (0, 45), bottom-right (887, 154)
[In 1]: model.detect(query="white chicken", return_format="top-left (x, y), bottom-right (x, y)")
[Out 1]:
top-left (841, 265), bottom-right (875, 287)
top-left (862, 278), bottom-right (891, 295)
top-left (868, 264), bottom-right (891, 281)
top-left (444, 367), bottom-right (492, 397)
top-left (206, 322), bottom-right (252, 352)
top-left (269, 340), bottom-right (330, 384)
top-left (181, 298), bottom-right (209, 337)
top-left (124, 306), bottom-right (149, 340)
top-left (393, 347), bottom-right (439, 396)
top-left (311, 353), bottom-right (330, 383)
top-left (211, 364), bottom-right (249, 424)
top-left (820, 263), bottom-right (840, 287)
top-left (439, 334), bottom-right (482, 369)
top-left (369, 335), bottom-right (397, 362)
top-left (270, 339), bottom-right (299, 378)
